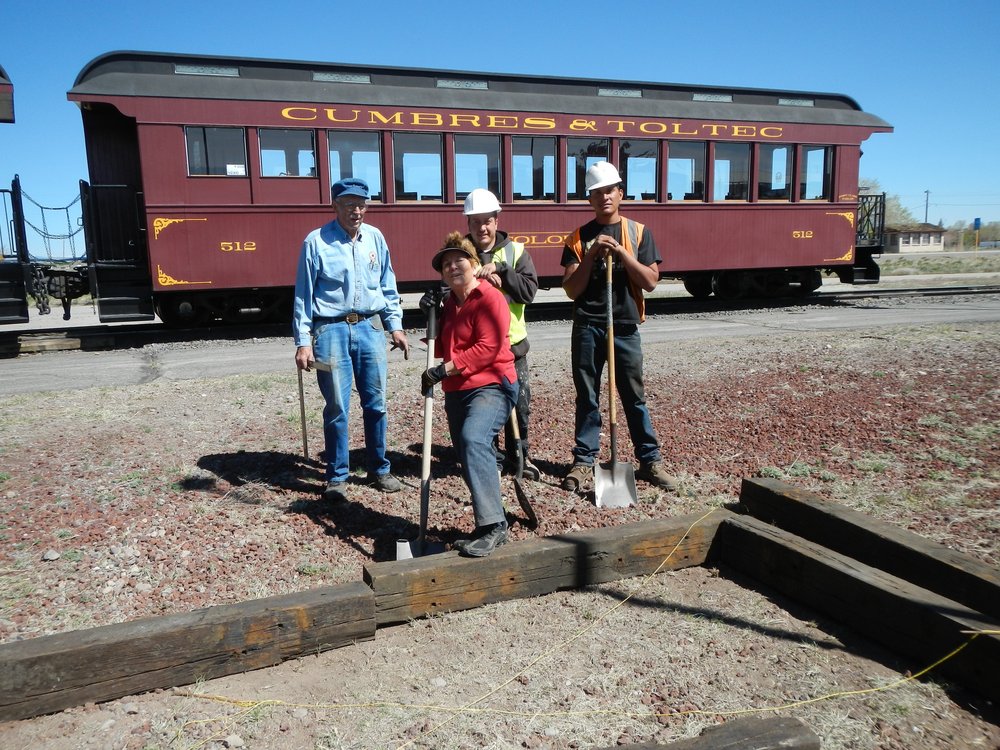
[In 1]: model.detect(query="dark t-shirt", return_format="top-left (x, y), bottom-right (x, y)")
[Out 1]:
top-left (560, 219), bottom-right (661, 324)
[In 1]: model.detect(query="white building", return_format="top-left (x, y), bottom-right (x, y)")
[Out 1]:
top-left (883, 223), bottom-right (946, 253)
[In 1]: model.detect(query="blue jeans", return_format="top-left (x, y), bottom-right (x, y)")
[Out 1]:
top-left (444, 381), bottom-right (518, 527)
top-left (313, 318), bottom-right (389, 483)
top-left (570, 319), bottom-right (661, 466)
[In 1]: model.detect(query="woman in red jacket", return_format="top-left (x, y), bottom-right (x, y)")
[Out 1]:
top-left (421, 232), bottom-right (519, 557)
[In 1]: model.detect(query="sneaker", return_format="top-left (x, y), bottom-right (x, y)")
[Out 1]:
top-left (560, 463), bottom-right (592, 491)
top-left (457, 521), bottom-right (509, 558)
top-left (635, 462), bottom-right (679, 491)
top-left (370, 473), bottom-right (402, 493)
top-left (322, 481), bottom-right (348, 503)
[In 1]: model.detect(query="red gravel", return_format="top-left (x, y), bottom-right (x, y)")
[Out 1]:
top-left (0, 320), bottom-right (997, 749)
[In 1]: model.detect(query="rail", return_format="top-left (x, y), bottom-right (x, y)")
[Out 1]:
top-left (4, 283), bottom-right (998, 357)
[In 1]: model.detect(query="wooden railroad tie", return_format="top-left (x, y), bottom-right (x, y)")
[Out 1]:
top-left (1, 480), bottom-right (997, 728)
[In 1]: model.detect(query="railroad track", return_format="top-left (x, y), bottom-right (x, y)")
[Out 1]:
top-left (3, 284), bottom-right (998, 357)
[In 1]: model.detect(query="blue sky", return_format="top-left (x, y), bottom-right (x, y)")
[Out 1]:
top-left (3, 0), bottom-right (998, 257)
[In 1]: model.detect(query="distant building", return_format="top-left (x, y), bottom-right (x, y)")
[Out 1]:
top-left (883, 223), bottom-right (946, 253)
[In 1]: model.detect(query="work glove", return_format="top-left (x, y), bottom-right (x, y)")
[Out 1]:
top-left (419, 287), bottom-right (445, 338)
top-left (421, 363), bottom-right (448, 397)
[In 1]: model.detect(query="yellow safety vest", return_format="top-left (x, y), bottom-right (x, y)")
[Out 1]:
top-left (565, 217), bottom-right (647, 322)
top-left (491, 240), bottom-right (529, 345)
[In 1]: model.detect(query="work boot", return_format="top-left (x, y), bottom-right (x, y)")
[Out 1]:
top-left (322, 481), bottom-right (348, 503)
top-left (522, 455), bottom-right (541, 481)
top-left (369, 472), bottom-right (402, 493)
top-left (456, 521), bottom-right (509, 558)
top-left (560, 463), bottom-right (592, 492)
top-left (635, 462), bottom-right (678, 492)
top-left (505, 441), bottom-right (541, 480)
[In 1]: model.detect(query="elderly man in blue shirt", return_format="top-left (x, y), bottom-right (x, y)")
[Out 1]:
top-left (293, 178), bottom-right (410, 503)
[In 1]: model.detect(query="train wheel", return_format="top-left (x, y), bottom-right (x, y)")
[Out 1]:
top-left (747, 270), bottom-right (790, 298)
top-left (682, 273), bottom-right (713, 299)
top-left (802, 270), bottom-right (823, 294)
top-left (711, 271), bottom-right (746, 300)
top-left (792, 270), bottom-right (822, 296)
top-left (156, 296), bottom-right (207, 327)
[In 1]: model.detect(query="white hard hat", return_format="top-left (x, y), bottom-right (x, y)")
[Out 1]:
top-left (463, 188), bottom-right (502, 215)
top-left (584, 161), bottom-right (622, 193)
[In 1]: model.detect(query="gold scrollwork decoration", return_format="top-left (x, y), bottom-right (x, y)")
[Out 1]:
top-left (153, 217), bottom-right (208, 240)
top-left (157, 265), bottom-right (212, 287)
top-left (824, 247), bottom-right (855, 263)
top-left (826, 211), bottom-right (856, 228)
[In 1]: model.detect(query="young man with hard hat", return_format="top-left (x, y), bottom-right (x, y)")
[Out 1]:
top-left (460, 188), bottom-right (540, 478)
top-left (559, 161), bottom-right (678, 493)
top-left (293, 177), bottom-right (410, 504)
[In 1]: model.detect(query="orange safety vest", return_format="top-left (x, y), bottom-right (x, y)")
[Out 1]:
top-left (565, 217), bottom-right (647, 322)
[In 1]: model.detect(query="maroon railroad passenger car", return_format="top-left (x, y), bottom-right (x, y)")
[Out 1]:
top-left (65, 51), bottom-right (891, 325)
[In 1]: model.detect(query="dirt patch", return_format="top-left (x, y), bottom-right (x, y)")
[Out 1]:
top-left (1, 319), bottom-right (998, 749)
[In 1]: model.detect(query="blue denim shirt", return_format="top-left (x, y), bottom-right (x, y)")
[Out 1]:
top-left (292, 219), bottom-right (404, 347)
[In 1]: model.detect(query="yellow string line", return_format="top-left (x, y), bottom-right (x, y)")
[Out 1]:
top-left (176, 628), bottom-right (995, 743)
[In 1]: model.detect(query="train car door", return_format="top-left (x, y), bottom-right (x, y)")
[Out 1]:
top-left (0, 176), bottom-right (31, 324)
top-left (80, 180), bottom-right (155, 321)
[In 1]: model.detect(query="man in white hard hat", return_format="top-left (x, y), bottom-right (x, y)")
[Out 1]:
top-left (463, 188), bottom-right (540, 479)
top-left (559, 161), bottom-right (678, 493)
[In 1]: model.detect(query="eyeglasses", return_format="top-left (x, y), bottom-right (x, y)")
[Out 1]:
top-left (337, 201), bottom-right (368, 212)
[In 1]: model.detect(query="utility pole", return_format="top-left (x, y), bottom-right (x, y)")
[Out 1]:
top-left (924, 190), bottom-right (929, 224)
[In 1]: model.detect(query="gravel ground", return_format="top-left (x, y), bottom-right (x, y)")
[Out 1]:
top-left (1, 295), bottom-right (998, 749)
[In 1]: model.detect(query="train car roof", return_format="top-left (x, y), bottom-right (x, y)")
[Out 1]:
top-left (69, 51), bottom-right (891, 131)
top-left (0, 64), bottom-right (13, 124)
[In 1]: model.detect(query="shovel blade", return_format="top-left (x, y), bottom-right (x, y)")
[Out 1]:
top-left (595, 461), bottom-right (638, 508)
top-left (395, 538), bottom-right (446, 560)
top-left (512, 476), bottom-right (538, 529)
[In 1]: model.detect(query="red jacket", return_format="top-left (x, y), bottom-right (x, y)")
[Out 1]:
top-left (435, 282), bottom-right (516, 392)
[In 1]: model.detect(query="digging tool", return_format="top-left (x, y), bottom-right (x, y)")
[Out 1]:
top-left (594, 254), bottom-right (639, 508)
top-left (297, 367), bottom-right (309, 459)
top-left (507, 408), bottom-right (538, 529)
top-left (398, 298), bottom-right (445, 559)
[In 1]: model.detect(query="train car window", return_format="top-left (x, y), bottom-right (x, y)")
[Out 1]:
top-left (667, 141), bottom-right (705, 201)
top-left (185, 126), bottom-right (247, 177)
top-left (454, 135), bottom-right (500, 201)
top-left (259, 129), bottom-right (316, 177)
top-left (800, 145), bottom-right (832, 200)
top-left (713, 142), bottom-right (750, 201)
top-left (511, 136), bottom-right (555, 201)
top-left (329, 130), bottom-right (382, 201)
top-left (566, 137), bottom-right (609, 200)
top-left (393, 132), bottom-right (443, 201)
top-left (757, 144), bottom-right (791, 200)
top-left (618, 139), bottom-right (658, 201)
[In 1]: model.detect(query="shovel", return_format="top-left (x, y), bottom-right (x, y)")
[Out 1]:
top-left (397, 298), bottom-right (444, 560)
top-left (594, 254), bottom-right (639, 509)
top-left (507, 408), bottom-right (538, 529)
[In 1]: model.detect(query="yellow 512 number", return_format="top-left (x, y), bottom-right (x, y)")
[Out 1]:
top-left (220, 241), bottom-right (257, 252)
